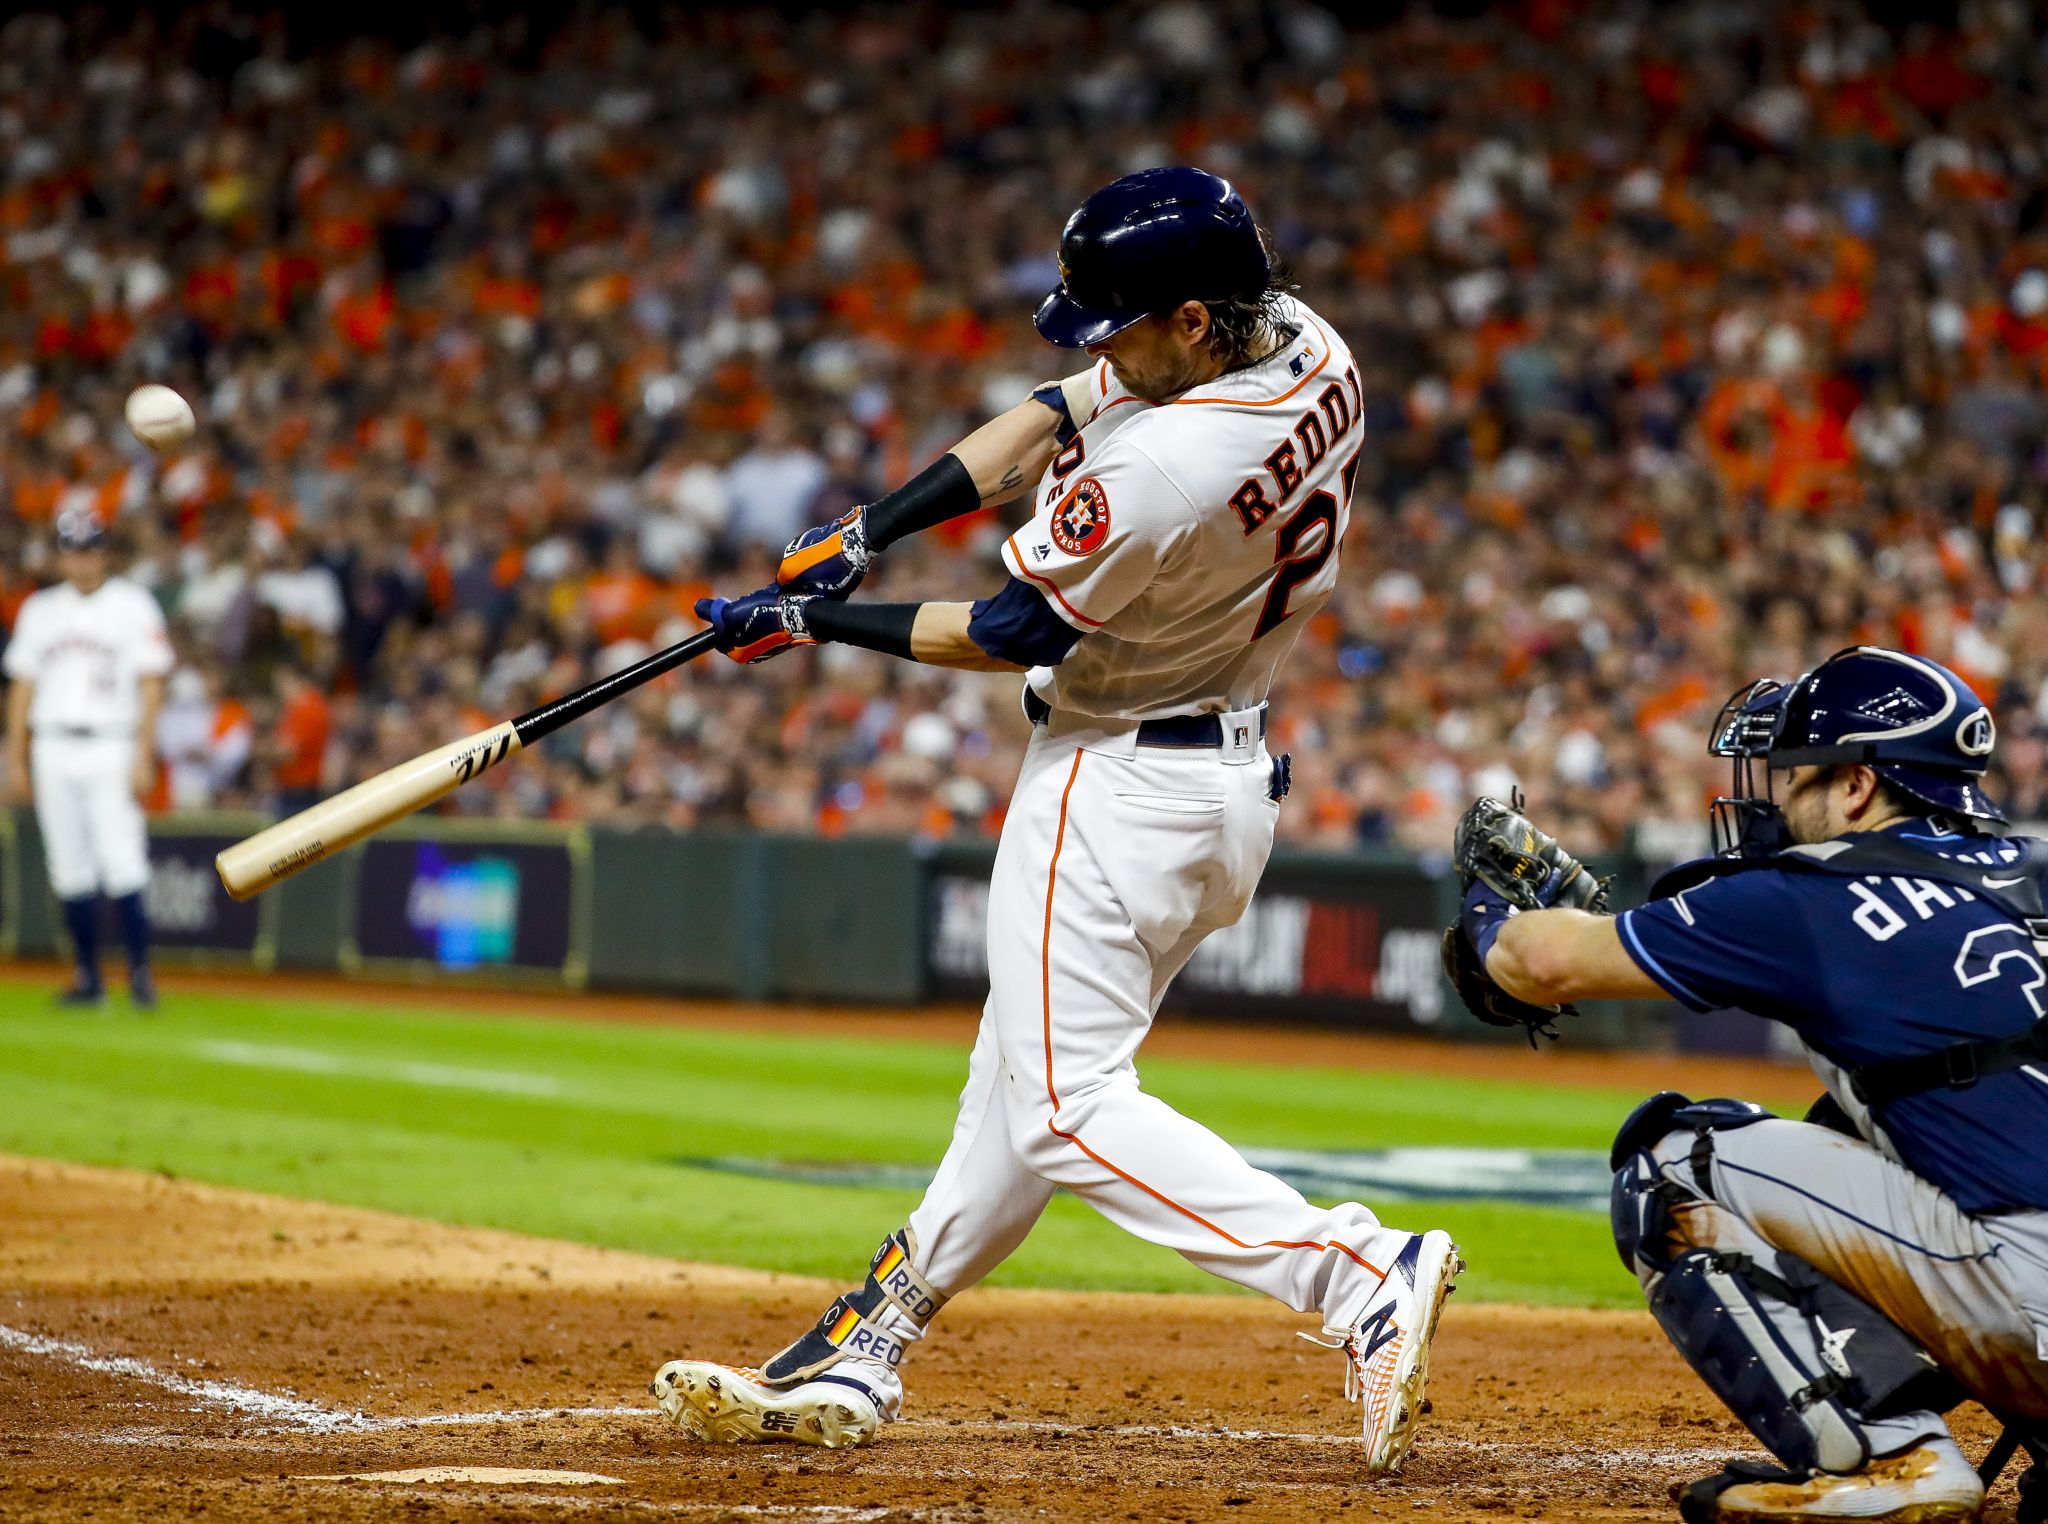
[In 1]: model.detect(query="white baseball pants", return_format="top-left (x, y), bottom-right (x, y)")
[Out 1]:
top-left (856, 725), bottom-right (1409, 1415)
top-left (32, 735), bottom-right (150, 899)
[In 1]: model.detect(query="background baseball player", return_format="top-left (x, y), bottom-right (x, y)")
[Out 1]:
top-left (4, 509), bottom-right (173, 1010)
top-left (1441, 646), bottom-right (2048, 1523)
top-left (649, 167), bottom-right (1462, 1471)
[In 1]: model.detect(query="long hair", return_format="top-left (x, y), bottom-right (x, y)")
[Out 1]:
top-left (1203, 228), bottom-right (1298, 371)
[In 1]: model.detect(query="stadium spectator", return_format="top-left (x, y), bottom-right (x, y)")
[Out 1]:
top-left (3, 1), bottom-right (2048, 861)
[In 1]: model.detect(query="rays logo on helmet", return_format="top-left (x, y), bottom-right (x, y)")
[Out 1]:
top-left (1851, 686), bottom-right (1930, 725)
top-left (1051, 477), bottom-right (1111, 557)
top-left (1957, 709), bottom-right (1996, 756)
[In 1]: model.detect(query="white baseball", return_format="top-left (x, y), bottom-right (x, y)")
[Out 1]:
top-left (124, 384), bottom-right (196, 451)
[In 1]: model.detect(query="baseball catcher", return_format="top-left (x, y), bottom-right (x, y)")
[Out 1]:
top-left (1446, 646), bottom-right (2048, 1523)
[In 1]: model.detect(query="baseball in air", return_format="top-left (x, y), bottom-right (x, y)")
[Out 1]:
top-left (124, 384), bottom-right (195, 451)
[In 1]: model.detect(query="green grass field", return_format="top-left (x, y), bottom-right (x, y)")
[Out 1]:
top-left (0, 981), bottom-right (1807, 1307)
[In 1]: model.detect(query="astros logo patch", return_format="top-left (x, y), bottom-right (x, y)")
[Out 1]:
top-left (1051, 477), bottom-right (1110, 556)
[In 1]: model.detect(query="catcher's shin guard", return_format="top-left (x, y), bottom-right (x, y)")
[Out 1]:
top-left (1614, 1142), bottom-right (1961, 1477)
top-left (758, 1229), bottom-right (946, 1388)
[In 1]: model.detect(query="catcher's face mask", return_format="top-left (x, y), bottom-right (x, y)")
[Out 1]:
top-left (1709, 677), bottom-right (1799, 859)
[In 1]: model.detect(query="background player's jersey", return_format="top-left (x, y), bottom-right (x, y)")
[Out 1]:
top-left (4, 577), bottom-right (173, 734)
top-left (1003, 295), bottom-right (1363, 722)
top-left (1618, 822), bottom-right (2048, 1215)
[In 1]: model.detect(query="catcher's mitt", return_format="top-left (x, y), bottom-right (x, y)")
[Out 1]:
top-left (1442, 793), bottom-right (1610, 1045)
top-left (1452, 793), bottom-right (1609, 914)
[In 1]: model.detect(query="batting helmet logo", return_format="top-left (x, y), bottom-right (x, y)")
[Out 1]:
top-left (1957, 709), bottom-right (1996, 756)
top-left (1051, 478), bottom-right (1110, 557)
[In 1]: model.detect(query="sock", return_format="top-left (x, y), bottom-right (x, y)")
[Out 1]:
top-left (60, 895), bottom-right (102, 992)
top-left (112, 891), bottom-right (150, 976)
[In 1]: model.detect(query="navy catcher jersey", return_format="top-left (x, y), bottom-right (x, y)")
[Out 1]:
top-left (1619, 822), bottom-right (2048, 1215)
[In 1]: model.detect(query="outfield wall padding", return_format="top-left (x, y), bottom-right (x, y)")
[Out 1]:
top-left (0, 809), bottom-right (1675, 1045)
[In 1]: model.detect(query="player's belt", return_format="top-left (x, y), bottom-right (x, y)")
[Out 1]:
top-left (1022, 688), bottom-right (1267, 748)
top-left (38, 725), bottom-right (130, 740)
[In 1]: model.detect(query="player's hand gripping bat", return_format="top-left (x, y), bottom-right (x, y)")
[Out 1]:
top-left (214, 629), bottom-right (718, 900)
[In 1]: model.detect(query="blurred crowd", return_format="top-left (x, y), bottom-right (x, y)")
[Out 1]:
top-left (6, 0), bottom-right (2048, 855)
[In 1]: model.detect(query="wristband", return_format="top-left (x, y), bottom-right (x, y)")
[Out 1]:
top-left (804, 600), bottom-right (920, 660)
top-left (864, 454), bottom-right (982, 552)
top-left (1461, 879), bottom-right (1516, 964)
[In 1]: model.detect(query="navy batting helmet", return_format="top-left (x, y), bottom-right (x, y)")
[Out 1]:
top-left (54, 507), bottom-right (107, 552)
top-left (1033, 167), bottom-right (1271, 348)
top-left (1710, 645), bottom-right (2002, 856)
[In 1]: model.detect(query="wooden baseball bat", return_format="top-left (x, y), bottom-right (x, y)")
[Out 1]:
top-left (215, 628), bottom-right (720, 900)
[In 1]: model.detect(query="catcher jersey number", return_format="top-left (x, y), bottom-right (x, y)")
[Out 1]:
top-left (1253, 488), bottom-right (1337, 640)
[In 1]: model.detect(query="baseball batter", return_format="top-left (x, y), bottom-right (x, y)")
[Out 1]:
top-left (1443, 647), bottom-right (2048, 1523)
top-left (653, 168), bottom-right (1461, 1471)
top-left (4, 510), bottom-right (172, 1009)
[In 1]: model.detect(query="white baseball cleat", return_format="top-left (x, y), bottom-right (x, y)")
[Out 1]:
top-left (1304, 1229), bottom-right (1463, 1475)
top-left (1674, 1438), bottom-right (1985, 1522)
top-left (650, 1360), bottom-right (880, 1449)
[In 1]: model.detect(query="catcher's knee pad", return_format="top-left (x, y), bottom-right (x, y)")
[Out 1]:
top-left (758, 1228), bottom-right (948, 1388)
top-left (1610, 1093), bottom-right (1773, 1276)
top-left (1649, 1245), bottom-right (1960, 1476)
top-left (1610, 1092), bottom-right (1776, 1174)
top-left (1611, 1146), bottom-right (1693, 1277)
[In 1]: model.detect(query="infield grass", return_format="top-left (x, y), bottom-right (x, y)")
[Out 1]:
top-left (0, 981), bottom-right (1808, 1307)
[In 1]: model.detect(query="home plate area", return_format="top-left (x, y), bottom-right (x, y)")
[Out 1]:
top-left (0, 1157), bottom-right (2026, 1523)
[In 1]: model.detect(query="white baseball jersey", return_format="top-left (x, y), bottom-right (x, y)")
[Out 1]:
top-left (5, 577), bottom-right (174, 734)
top-left (1002, 294), bottom-right (1361, 722)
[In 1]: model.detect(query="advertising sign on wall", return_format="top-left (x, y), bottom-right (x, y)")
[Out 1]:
top-left (139, 828), bottom-right (270, 962)
top-left (346, 828), bottom-right (587, 984)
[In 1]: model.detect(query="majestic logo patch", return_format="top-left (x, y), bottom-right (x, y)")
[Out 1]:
top-left (1051, 477), bottom-right (1110, 556)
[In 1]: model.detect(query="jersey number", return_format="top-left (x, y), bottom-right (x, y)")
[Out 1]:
top-left (1252, 489), bottom-right (1337, 640)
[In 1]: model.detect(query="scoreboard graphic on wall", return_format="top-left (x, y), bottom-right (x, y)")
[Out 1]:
top-left (926, 850), bottom-right (1449, 1029)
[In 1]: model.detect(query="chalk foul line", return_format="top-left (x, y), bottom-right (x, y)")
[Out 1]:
top-left (0, 1324), bottom-right (637, 1435)
top-left (0, 1322), bottom-right (1738, 1473)
top-left (0, 1324), bottom-right (359, 1430)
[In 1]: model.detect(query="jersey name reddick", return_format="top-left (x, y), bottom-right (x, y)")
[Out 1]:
top-left (1226, 368), bottom-right (1365, 535)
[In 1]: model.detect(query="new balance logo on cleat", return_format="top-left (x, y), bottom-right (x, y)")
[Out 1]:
top-left (758, 1411), bottom-right (799, 1433)
top-left (1352, 1302), bottom-right (1401, 1366)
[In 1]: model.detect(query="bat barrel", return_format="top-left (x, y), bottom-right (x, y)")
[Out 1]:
top-left (216, 625), bottom-right (720, 901)
top-left (214, 722), bottom-right (521, 900)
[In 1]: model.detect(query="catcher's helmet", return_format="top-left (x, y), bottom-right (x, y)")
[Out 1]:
top-left (1710, 645), bottom-right (2002, 856)
top-left (1033, 166), bottom-right (1271, 349)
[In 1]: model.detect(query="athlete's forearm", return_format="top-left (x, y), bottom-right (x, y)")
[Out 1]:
top-left (5, 681), bottom-right (29, 804)
top-left (861, 399), bottom-right (1063, 555)
top-left (5, 680), bottom-right (28, 759)
top-left (951, 395), bottom-right (1064, 508)
top-left (804, 600), bottom-right (1023, 673)
top-left (911, 601), bottom-right (1024, 671)
top-left (1487, 908), bottom-right (1662, 1005)
top-left (135, 674), bottom-right (165, 749)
